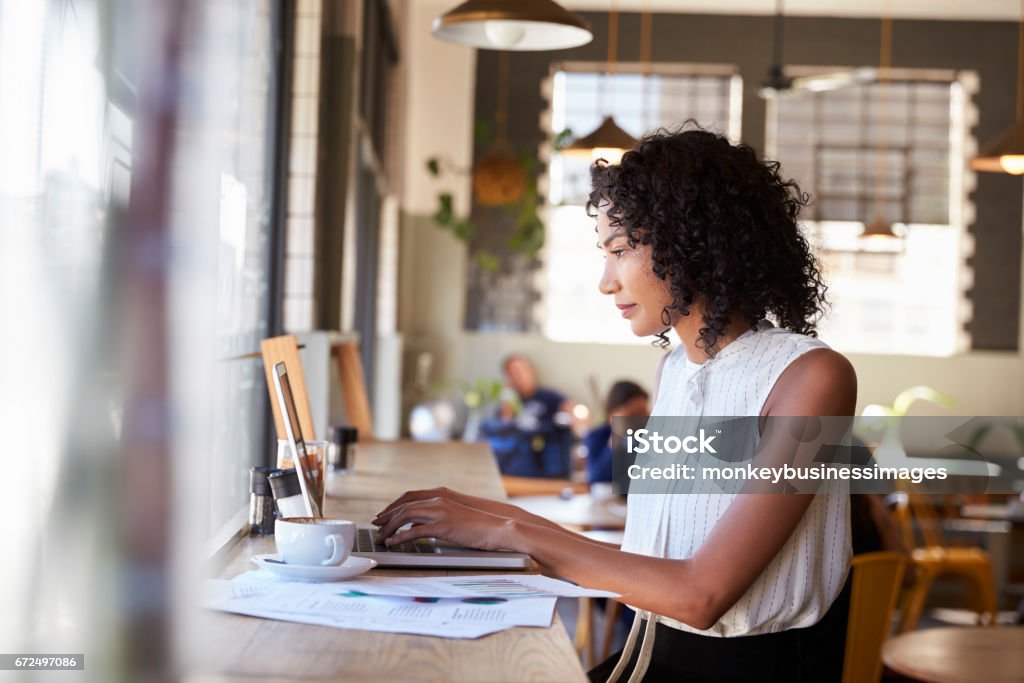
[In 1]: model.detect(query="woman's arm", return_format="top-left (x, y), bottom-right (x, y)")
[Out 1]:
top-left (378, 349), bottom-right (856, 630)
top-left (373, 488), bottom-right (620, 548)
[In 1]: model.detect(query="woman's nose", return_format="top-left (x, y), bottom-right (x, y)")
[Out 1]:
top-left (598, 262), bottom-right (619, 296)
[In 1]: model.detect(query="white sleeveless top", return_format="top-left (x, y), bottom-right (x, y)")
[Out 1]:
top-left (620, 320), bottom-right (851, 637)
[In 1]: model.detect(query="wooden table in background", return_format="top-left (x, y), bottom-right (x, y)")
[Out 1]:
top-left (882, 626), bottom-right (1024, 683)
top-left (512, 494), bottom-right (627, 531)
top-left (195, 441), bottom-right (586, 682)
top-left (961, 503), bottom-right (1024, 606)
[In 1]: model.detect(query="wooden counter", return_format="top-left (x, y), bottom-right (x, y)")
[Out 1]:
top-left (194, 440), bottom-right (586, 682)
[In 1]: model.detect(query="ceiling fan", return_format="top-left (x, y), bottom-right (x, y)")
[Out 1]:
top-left (758, 0), bottom-right (878, 99)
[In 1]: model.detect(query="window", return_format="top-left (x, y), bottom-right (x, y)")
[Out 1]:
top-left (767, 69), bottom-right (973, 356)
top-left (541, 63), bottom-right (742, 344)
top-left (204, 0), bottom-right (284, 534)
top-left (1, 0), bottom-right (287, 644)
top-left (351, 0), bottom-right (399, 406)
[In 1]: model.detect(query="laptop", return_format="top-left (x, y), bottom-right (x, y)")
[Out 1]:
top-left (271, 361), bottom-right (530, 569)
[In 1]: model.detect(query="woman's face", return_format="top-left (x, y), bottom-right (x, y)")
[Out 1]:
top-left (596, 204), bottom-right (674, 338)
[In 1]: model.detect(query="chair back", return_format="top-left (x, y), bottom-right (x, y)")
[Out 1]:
top-left (331, 340), bottom-right (374, 440)
top-left (892, 491), bottom-right (947, 549)
top-left (842, 551), bottom-right (907, 683)
top-left (260, 334), bottom-right (317, 441)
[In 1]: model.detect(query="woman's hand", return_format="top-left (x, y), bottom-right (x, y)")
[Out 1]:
top-left (373, 487), bottom-right (618, 550)
top-left (373, 487), bottom-right (517, 524)
top-left (373, 495), bottom-right (520, 552)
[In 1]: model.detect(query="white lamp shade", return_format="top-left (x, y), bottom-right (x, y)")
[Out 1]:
top-left (432, 0), bottom-right (592, 51)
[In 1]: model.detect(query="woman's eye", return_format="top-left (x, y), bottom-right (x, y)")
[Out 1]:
top-left (611, 249), bottom-right (625, 259)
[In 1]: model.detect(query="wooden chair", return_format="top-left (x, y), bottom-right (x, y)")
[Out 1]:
top-left (842, 552), bottom-right (907, 683)
top-left (330, 339), bottom-right (373, 441)
top-left (260, 334), bottom-right (317, 441)
top-left (597, 599), bottom-right (623, 664)
top-left (586, 552), bottom-right (909, 677)
top-left (893, 494), bottom-right (998, 632)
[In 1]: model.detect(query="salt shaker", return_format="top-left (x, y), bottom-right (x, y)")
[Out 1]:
top-left (248, 467), bottom-right (280, 535)
top-left (268, 468), bottom-right (309, 518)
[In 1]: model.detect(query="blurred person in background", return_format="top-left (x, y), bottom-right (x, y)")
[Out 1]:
top-left (481, 354), bottom-right (583, 478)
top-left (583, 380), bottom-right (649, 485)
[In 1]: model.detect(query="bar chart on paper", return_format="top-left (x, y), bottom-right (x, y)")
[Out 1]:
top-left (446, 578), bottom-right (550, 597)
top-left (331, 574), bottom-right (619, 599)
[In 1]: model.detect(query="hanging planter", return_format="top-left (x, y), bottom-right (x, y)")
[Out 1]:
top-left (425, 52), bottom-right (545, 271)
top-left (473, 145), bottom-right (528, 207)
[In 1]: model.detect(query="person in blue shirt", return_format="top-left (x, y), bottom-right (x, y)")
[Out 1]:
top-left (583, 380), bottom-right (650, 484)
top-left (481, 354), bottom-right (577, 478)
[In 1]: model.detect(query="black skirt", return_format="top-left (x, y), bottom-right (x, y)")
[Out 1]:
top-left (587, 576), bottom-right (852, 683)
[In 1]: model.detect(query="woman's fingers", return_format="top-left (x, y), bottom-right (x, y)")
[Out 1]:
top-left (375, 498), bottom-right (446, 541)
top-left (373, 497), bottom-right (427, 525)
top-left (386, 522), bottom-right (444, 546)
top-left (373, 491), bottom-right (429, 519)
top-left (373, 498), bottom-right (432, 527)
top-left (373, 487), bottom-right (450, 522)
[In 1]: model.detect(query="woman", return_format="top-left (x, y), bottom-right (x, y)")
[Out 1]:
top-left (374, 127), bottom-right (856, 682)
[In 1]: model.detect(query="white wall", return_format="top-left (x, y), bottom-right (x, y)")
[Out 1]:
top-left (399, 0), bottom-right (476, 217)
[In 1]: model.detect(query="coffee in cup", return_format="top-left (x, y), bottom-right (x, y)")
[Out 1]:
top-left (275, 517), bottom-right (355, 566)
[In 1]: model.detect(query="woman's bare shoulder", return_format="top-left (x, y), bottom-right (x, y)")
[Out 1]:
top-left (764, 347), bottom-right (857, 416)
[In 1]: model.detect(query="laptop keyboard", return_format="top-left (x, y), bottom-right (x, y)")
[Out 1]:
top-left (355, 527), bottom-right (439, 554)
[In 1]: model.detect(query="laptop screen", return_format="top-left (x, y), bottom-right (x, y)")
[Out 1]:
top-left (272, 361), bottom-right (321, 517)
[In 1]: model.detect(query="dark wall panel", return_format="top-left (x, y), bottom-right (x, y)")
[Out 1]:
top-left (466, 12), bottom-right (1021, 350)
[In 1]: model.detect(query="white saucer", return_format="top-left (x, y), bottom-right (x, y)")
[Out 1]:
top-left (251, 554), bottom-right (377, 582)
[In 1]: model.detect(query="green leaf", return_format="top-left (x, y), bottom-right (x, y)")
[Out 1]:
top-left (516, 149), bottom-right (537, 173)
top-left (433, 193), bottom-right (454, 226)
top-left (552, 127), bottom-right (575, 151)
top-left (891, 386), bottom-right (955, 416)
top-left (474, 250), bottom-right (501, 273)
top-left (453, 220), bottom-right (475, 242)
top-left (426, 158), bottom-right (440, 177)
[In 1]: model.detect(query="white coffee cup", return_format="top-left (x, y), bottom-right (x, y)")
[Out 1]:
top-left (275, 517), bottom-right (355, 566)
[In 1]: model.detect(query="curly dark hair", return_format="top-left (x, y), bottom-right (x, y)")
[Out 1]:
top-left (587, 124), bottom-right (829, 356)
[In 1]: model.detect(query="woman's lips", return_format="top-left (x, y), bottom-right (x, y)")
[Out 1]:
top-left (618, 304), bottom-right (636, 318)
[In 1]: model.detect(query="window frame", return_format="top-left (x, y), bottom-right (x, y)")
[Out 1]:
top-left (764, 66), bottom-right (976, 357)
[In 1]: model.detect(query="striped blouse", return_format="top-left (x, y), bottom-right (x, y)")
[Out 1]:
top-left (620, 320), bottom-right (851, 637)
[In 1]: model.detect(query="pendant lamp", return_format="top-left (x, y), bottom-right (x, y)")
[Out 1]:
top-left (432, 0), bottom-right (592, 52)
top-left (861, 218), bottom-right (900, 241)
top-left (971, 0), bottom-right (1024, 174)
top-left (759, 0), bottom-right (793, 98)
top-left (564, 116), bottom-right (637, 162)
top-left (563, 1), bottom-right (637, 163)
top-left (859, 11), bottom-right (902, 252)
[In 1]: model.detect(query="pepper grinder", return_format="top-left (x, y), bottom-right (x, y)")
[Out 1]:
top-left (328, 425), bottom-right (358, 472)
top-left (248, 467), bottom-right (280, 535)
